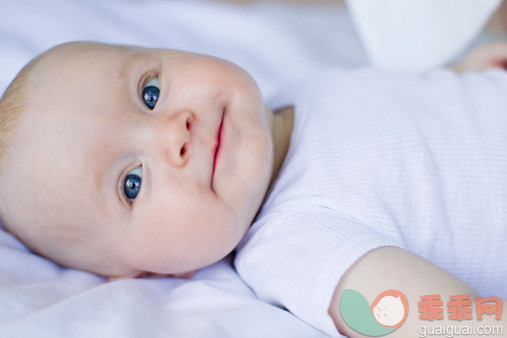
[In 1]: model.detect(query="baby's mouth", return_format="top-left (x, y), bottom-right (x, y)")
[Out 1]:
top-left (211, 110), bottom-right (224, 184)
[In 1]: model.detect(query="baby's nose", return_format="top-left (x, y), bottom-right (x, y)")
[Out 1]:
top-left (161, 110), bottom-right (194, 167)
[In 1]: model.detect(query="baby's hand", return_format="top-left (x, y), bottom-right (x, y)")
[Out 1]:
top-left (450, 41), bottom-right (507, 72)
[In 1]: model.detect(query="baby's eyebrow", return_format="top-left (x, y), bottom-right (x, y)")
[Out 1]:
top-left (90, 140), bottom-right (133, 220)
top-left (118, 52), bottom-right (145, 91)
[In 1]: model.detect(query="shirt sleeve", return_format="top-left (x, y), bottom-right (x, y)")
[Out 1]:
top-left (233, 204), bottom-right (405, 336)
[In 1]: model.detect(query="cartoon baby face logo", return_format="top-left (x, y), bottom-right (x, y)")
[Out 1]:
top-left (340, 289), bottom-right (409, 336)
top-left (370, 290), bottom-right (409, 328)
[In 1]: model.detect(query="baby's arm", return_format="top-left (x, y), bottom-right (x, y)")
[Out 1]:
top-left (450, 42), bottom-right (507, 72)
top-left (328, 247), bottom-right (506, 337)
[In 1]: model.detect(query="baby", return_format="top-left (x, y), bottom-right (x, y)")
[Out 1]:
top-left (0, 41), bottom-right (506, 337)
top-left (0, 41), bottom-right (281, 279)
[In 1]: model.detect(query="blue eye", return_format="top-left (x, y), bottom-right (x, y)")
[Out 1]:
top-left (124, 166), bottom-right (142, 203)
top-left (142, 77), bottom-right (160, 110)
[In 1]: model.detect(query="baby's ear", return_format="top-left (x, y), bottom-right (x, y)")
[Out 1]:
top-left (107, 272), bottom-right (143, 283)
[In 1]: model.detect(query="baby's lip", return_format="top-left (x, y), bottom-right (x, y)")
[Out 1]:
top-left (211, 109), bottom-right (224, 188)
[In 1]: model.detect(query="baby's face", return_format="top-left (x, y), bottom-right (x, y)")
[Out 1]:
top-left (1, 42), bottom-right (273, 278)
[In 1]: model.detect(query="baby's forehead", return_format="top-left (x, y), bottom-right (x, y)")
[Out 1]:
top-left (24, 44), bottom-right (137, 119)
top-left (29, 42), bottom-right (133, 86)
top-left (8, 47), bottom-right (130, 222)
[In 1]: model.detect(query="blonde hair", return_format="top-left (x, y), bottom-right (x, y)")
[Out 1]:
top-left (0, 55), bottom-right (41, 165)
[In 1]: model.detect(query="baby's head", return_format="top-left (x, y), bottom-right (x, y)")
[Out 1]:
top-left (0, 42), bottom-right (274, 279)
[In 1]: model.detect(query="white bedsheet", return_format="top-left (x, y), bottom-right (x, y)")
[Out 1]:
top-left (0, 223), bottom-right (324, 337)
top-left (0, 0), bottom-right (367, 337)
top-left (0, 0), bottom-right (368, 100)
